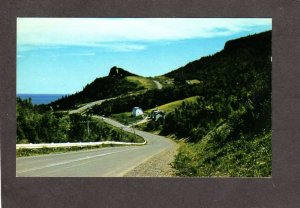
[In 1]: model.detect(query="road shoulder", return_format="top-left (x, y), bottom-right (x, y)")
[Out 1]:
top-left (123, 143), bottom-right (178, 177)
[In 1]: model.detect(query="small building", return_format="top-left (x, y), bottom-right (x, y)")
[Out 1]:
top-left (132, 107), bottom-right (144, 117)
top-left (150, 110), bottom-right (165, 121)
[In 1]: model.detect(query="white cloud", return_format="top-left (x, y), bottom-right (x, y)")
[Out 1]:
top-left (95, 43), bottom-right (146, 52)
top-left (49, 52), bottom-right (96, 57)
top-left (17, 18), bottom-right (271, 47)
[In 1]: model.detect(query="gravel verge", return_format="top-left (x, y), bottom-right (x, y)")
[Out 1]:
top-left (124, 143), bottom-right (178, 177)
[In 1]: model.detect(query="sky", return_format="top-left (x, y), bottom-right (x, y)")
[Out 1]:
top-left (17, 18), bottom-right (272, 94)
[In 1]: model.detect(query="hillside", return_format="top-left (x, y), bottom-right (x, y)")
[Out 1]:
top-left (160, 31), bottom-right (272, 176)
top-left (50, 67), bottom-right (149, 110)
top-left (125, 76), bottom-right (157, 90)
top-left (165, 31), bottom-right (271, 84)
top-left (97, 31), bottom-right (271, 177)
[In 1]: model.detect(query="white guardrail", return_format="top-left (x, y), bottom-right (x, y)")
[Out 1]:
top-left (16, 140), bottom-right (147, 149)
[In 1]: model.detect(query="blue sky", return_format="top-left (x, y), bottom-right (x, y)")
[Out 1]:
top-left (17, 18), bottom-right (272, 94)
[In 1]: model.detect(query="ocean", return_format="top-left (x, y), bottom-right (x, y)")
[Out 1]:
top-left (17, 94), bottom-right (68, 105)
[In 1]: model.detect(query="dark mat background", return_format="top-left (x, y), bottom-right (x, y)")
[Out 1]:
top-left (1, 0), bottom-right (300, 207)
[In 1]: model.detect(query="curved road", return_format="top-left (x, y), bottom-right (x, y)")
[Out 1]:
top-left (70, 80), bottom-right (162, 115)
top-left (153, 80), bottom-right (163, 89)
top-left (69, 97), bottom-right (116, 114)
top-left (16, 118), bottom-right (176, 177)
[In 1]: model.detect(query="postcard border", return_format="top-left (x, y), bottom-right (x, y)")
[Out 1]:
top-left (1, 0), bottom-right (300, 207)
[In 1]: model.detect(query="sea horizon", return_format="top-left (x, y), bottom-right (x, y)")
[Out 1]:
top-left (17, 93), bottom-right (69, 105)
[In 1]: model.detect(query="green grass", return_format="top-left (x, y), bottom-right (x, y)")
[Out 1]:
top-left (125, 76), bottom-right (157, 90)
top-left (186, 79), bottom-right (202, 85)
top-left (172, 127), bottom-right (271, 177)
top-left (145, 96), bottom-right (200, 113)
top-left (153, 75), bottom-right (175, 88)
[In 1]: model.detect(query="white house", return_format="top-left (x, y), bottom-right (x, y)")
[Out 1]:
top-left (132, 107), bottom-right (144, 117)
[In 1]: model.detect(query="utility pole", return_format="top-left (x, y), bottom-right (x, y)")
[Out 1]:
top-left (80, 120), bottom-right (97, 139)
top-left (120, 126), bottom-right (124, 140)
top-left (87, 120), bottom-right (90, 137)
top-left (132, 126), bottom-right (136, 139)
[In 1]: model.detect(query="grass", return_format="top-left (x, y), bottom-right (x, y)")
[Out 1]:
top-left (172, 126), bottom-right (272, 177)
top-left (153, 76), bottom-right (175, 88)
top-left (125, 76), bottom-right (157, 90)
top-left (186, 79), bottom-right (202, 85)
top-left (145, 96), bottom-right (200, 113)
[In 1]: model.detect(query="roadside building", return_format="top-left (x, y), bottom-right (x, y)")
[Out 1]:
top-left (132, 107), bottom-right (144, 117)
top-left (150, 110), bottom-right (165, 121)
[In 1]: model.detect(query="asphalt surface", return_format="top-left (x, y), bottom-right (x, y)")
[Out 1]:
top-left (69, 97), bottom-right (115, 114)
top-left (153, 80), bottom-right (163, 89)
top-left (16, 118), bottom-right (176, 177)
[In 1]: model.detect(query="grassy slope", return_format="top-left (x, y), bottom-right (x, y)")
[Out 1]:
top-left (186, 79), bottom-right (202, 85)
top-left (145, 96), bottom-right (200, 113)
top-left (153, 76), bottom-right (175, 88)
top-left (173, 126), bottom-right (271, 177)
top-left (125, 76), bottom-right (157, 90)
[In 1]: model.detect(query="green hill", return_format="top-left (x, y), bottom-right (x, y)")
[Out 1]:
top-left (165, 31), bottom-right (271, 83)
top-left (160, 31), bottom-right (272, 177)
top-left (108, 31), bottom-right (271, 177)
top-left (50, 67), bottom-right (150, 110)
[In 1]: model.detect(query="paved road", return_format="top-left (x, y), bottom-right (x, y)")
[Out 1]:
top-left (16, 118), bottom-right (176, 177)
top-left (69, 91), bottom-right (142, 114)
top-left (69, 97), bottom-right (116, 114)
top-left (153, 80), bottom-right (163, 89)
top-left (69, 80), bottom-right (162, 115)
